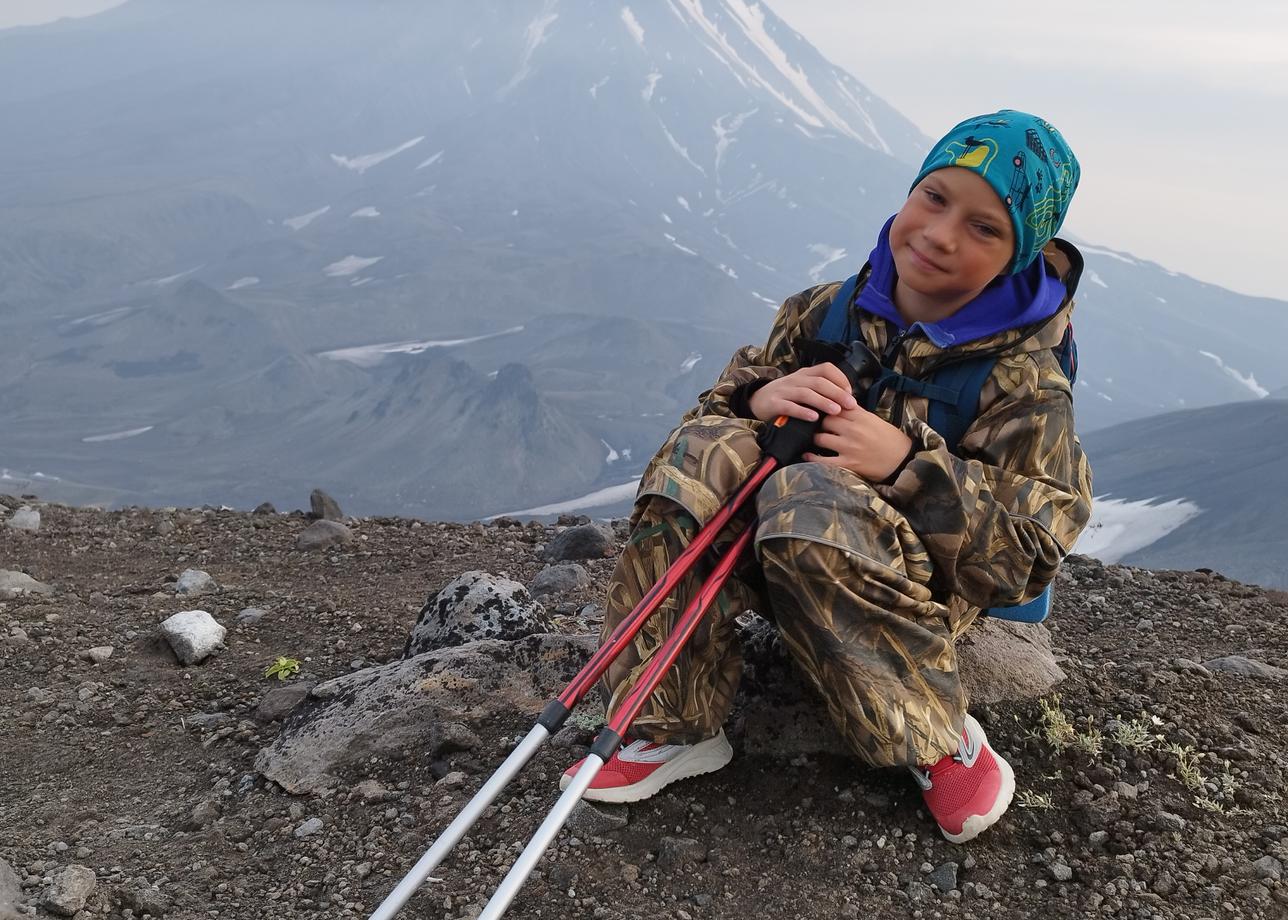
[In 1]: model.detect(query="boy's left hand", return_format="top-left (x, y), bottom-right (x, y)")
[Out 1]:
top-left (803, 406), bottom-right (915, 482)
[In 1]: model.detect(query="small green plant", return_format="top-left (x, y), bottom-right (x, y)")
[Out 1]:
top-left (1037, 694), bottom-right (1075, 750)
top-left (1071, 718), bottom-right (1104, 757)
top-left (264, 656), bottom-right (302, 680)
top-left (1111, 716), bottom-right (1156, 752)
top-left (1193, 795), bottom-right (1226, 814)
top-left (1015, 789), bottom-right (1054, 809)
top-left (1167, 743), bottom-right (1204, 794)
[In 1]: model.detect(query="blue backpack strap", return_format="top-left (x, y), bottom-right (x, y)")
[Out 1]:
top-left (923, 356), bottom-right (998, 456)
top-left (817, 274), bottom-right (861, 343)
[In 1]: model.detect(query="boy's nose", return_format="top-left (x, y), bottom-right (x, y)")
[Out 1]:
top-left (922, 219), bottom-right (955, 252)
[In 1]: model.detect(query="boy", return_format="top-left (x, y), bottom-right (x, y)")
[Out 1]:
top-left (564, 111), bottom-right (1092, 843)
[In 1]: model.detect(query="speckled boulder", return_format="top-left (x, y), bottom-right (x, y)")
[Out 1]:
top-left (403, 571), bottom-right (552, 657)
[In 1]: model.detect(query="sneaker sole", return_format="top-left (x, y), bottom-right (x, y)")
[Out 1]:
top-left (559, 731), bottom-right (734, 804)
top-left (940, 750), bottom-right (1016, 844)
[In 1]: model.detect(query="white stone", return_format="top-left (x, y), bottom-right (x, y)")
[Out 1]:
top-left (5, 507), bottom-right (40, 531)
top-left (160, 610), bottom-right (226, 665)
top-left (0, 570), bottom-right (53, 600)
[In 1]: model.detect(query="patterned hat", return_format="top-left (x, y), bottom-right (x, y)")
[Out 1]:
top-left (910, 110), bottom-right (1080, 273)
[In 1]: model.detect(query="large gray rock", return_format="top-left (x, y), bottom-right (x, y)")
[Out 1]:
top-left (404, 571), bottom-right (552, 656)
top-left (41, 865), bottom-right (95, 917)
top-left (309, 489), bottom-right (345, 521)
top-left (0, 570), bottom-right (53, 600)
top-left (295, 519), bottom-right (353, 551)
top-left (529, 563), bottom-right (591, 598)
top-left (160, 610), bottom-right (226, 665)
top-left (5, 506), bottom-right (40, 532)
top-left (1203, 655), bottom-right (1287, 680)
top-left (0, 857), bottom-right (24, 920)
top-left (256, 633), bottom-right (595, 793)
top-left (735, 614), bottom-right (1065, 757)
top-left (543, 523), bottom-right (615, 561)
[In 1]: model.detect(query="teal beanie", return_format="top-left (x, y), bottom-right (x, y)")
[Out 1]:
top-left (910, 110), bottom-right (1080, 273)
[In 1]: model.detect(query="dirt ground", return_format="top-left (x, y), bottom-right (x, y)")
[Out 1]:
top-left (2, 499), bottom-right (1286, 919)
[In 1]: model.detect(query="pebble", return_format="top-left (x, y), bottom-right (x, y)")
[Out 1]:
top-left (237, 607), bottom-right (267, 625)
top-left (294, 817), bottom-right (324, 838)
top-left (83, 646), bottom-right (114, 664)
top-left (1052, 862), bottom-right (1074, 882)
top-left (175, 568), bottom-right (216, 595)
top-left (928, 862), bottom-right (959, 892)
top-left (41, 865), bottom-right (95, 916)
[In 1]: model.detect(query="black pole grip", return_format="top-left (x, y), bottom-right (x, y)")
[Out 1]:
top-left (756, 338), bottom-right (882, 465)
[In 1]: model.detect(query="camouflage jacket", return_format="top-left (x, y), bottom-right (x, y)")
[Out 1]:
top-left (657, 239), bottom-right (1093, 613)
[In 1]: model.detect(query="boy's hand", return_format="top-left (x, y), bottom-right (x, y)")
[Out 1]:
top-left (803, 406), bottom-right (915, 482)
top-left (747, 364), bottom-right (859, 423)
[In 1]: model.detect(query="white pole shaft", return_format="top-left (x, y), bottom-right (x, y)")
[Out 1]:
top-left (368, 724), bottom-right (551, 920)
top-left (476, 754), bottom-right (607, 920)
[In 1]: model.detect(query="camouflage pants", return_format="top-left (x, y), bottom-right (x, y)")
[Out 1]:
top-left (600, 416), bottom-right (969, 767)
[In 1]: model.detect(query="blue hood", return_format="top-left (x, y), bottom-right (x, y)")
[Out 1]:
top-left (854, 216), bottom-right (1067, 348)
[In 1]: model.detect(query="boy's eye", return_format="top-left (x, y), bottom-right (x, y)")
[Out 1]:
top-left (923, 189), bottom-right (945, 205)
top-left (974, 223), bottom-right (999, 237)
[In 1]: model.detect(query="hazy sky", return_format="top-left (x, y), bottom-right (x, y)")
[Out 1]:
top-left (4, 0), bottom-right (1285, 301)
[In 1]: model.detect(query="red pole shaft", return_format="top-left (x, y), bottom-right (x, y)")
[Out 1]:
top-left (555, 457), bottom-right (777, 709)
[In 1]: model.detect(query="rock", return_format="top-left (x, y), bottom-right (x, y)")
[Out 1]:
top-left (1171, 657), bottom-right (1212, 678)
top-left (294, 817), bottom-right (324, 838)
top-left (403, 571), bottom-right (552, 656)
top-left (0, 858), bottom-right (24, 919)
top-left (237, 607), bottom-right (267, 625)
top-left (355, 780), bottom-right (393, 803)
top-left (253, 502), bottom-right (277, 515)
top-left (255, 682), bottom-right (316, 722)
top-left (121, 886), bottom-right (171, 916)
top-left (543, 523), bottom-right (615, 561)
top-left (186, 800), bottom-right (221, 829)
top-left (155, 519), bottom-right (176, 536)
top-left (927, 862), bottom-right (958, 893)
top-left (656, 836), bottom-right (705, 868)
top-left (175, 568), bottom-right (216, 596)
top-left (41, 865), bottom-right (95, 917)
top-left (83, 646), bottom-right (114, 664)
top-left (309, 489), bottom-right (344, 521)
top-left (1203, 656), bottom-right (1288, 680)
top-left (255, 633), bottom-right (595, 793)
top-left (160, 610), bottom-right (227, 665)
top-left (1252, 855), bottom-right (1283, 881)
top-left (528, 563), bottom-right (592, 598)
top-left (295, 519), bottom-right (353, 551)
top-left (735, 614), bottom-right (1065, 757)
top-left (1051, 862), bottom-right (1074, 882)
top-left (568, 801), bottom-right (628, 836)
top-left (0, 570), bottom-right (53, 600)
top-left (5, 506), bottom-right (40, 532)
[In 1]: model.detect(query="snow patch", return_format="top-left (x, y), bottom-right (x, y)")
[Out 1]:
top-left (1086, 269), bottom-right (1109, 289)
top-left (320, 326), bottom-right (525, 367)
top-left (1075, 496), bottom-right (1203, 564)
top-left (713, 109), bottom-right (757, 172)
top-left (751, 291), bottom-right (778, 307)
top-left (330, 137), bottom-right (424, 175)
top-left (676, 195), bottom-right (690, 211)
top-left (500, 0), bottom-right (559, 96)
top-left (227, 277), bottom-right (259, 291)
top-left (679, 352), bottom-right (702, 373)
top-left (493, 478), bottom-right (642, 518)
top-left (621, 7), bottom-right (645, 46)
top-left (350, 207), bottom-right (381, 218)
top-left (284, 206), bottom-right (331, 231)
top-left (643, 70), bottom-right (662, 101)
top-left (82, 426), bottom-right (154, 444)
top-left (1078, 245), bottom-right (1137, 265)
top-left (589, 76), bottom-right (610, 99)
top-left (601, 440), bottom-right (620, 463)
top-left (416, 150), bottom-right (445, 170)
top-left (661, 212), bottom-right (673, 224)
top-left (657, 118), bottom-right (706, 175)
top-left (807, 244), bottom-right (847, 282)
top-left (68, 306), bottom-right (133, 328)
top-left (323, 255), bottom-right (384, 278)
top-left (144, 266), bottom-right (202, 286)
top-left (1199, 351), bottom-right (1270, 398)
top-left (672, 242), bottom-right (698, 256)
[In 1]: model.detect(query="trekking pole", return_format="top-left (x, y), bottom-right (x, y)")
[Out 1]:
top-left (477, 524), bottom-right (757, 920)
top-left (368, 464), bottom-right (776, 920)
top-left (370, 339), bottom-right (881, 920)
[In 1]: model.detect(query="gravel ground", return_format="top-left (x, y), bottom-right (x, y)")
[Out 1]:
top-left (1, 498), bottom-right (1285, 920)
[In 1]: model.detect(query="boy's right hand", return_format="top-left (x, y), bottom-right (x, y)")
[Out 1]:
top-left (747, 364), bottom-right (859, 423)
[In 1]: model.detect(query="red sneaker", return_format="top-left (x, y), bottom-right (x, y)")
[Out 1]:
top-left (911, 714), bottom-right (1015, 843)
top-left (559, 730), bottom-right (733, 804)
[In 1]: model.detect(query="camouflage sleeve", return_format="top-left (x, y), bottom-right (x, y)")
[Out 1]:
top-left (874, 350), bottom-right (1094, 609)
top-left (682, 284), bottom-right (837, 422)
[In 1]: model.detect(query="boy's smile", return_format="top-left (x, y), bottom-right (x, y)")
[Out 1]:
top-left (889, 166), bottom-right (1016, 325)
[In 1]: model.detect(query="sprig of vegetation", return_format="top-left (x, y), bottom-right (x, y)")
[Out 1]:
top-left (264, 656), bottom-right (302, 680)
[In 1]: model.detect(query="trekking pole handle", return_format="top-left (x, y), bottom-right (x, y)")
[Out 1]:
top-left (756, 338), bottom-right (882, 465)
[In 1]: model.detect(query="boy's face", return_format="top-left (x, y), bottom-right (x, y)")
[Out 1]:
top-left (889, 167), bottom-right (1016, 314)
